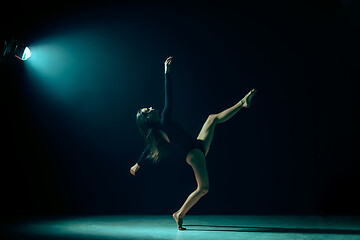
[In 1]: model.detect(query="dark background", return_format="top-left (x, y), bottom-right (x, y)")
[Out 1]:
top-left (0, 0), bottom-right (359, 217)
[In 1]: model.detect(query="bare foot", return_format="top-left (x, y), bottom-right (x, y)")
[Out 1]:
top-left (242, 89), bottom-right (257, 108)
top-left (172, 211), bottom-right (186, 230)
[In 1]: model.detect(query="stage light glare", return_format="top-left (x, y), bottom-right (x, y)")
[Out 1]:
top-left (14, 43), bottom-right (31, 61)
top-left (22, 47), bottom-right (31, 60)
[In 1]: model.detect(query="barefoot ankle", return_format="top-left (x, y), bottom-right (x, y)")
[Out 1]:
top-left (173, 211), bottom-right (186, 230)
top-left (243, 89), bottom-right (256, 108)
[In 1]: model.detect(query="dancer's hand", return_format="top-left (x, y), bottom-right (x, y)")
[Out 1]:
top-left (164, 56), bottom-right (173, 73)
top-left (130, 163), bottom-right (140, 176)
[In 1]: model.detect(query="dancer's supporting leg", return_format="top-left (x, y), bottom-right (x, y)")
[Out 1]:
top-left (173, 89), bottom-right (256, 230)
top-left (173, 149), bottom-right (208, 230)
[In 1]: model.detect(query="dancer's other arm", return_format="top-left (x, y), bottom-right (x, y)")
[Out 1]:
top-left (130, 163), bottom-right (140, 176)
top-left (130, 145), bottom-right (150, 176)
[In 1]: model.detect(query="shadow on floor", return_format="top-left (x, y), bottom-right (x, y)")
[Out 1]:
top-left (183, 225), bottom-right (360, 235)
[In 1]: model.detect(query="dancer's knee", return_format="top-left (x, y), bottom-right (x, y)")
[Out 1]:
top-left (198, 185), bottom-right (209, 195)
top-left (207, 114), bottom-right (219, 125)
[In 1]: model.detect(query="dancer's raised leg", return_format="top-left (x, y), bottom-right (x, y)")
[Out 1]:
top-left (198, 89), bottom-right (257, 155)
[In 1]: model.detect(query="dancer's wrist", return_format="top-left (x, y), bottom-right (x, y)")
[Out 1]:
top-left (164, 56), bottom-right (173, 73)
top-left (165, 66), bottom-right (171, 73)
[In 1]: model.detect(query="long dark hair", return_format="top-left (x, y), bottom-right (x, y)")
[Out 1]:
top-left (136, 109), bottom-right (172, 164)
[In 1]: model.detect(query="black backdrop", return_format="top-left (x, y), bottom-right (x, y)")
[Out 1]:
top-left (1, 0), bottom-right (359, 216)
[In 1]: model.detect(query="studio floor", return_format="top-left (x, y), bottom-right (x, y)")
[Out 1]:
top-left (1, 215), bottom-right (360, 240)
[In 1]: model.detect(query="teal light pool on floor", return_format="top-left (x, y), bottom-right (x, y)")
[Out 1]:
top-left (2, 215), bottom-right (360, 240)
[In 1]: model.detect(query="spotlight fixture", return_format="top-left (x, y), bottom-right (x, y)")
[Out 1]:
top-left (2, 39), bottom-right (31, 61)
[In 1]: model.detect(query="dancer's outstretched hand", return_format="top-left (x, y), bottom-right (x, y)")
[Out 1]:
top-left (130, 163), bottom-right (140, 176)
top-left (165, 56), bottom-right (174, 73)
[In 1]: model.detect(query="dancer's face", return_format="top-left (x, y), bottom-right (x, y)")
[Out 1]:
top-left (141, 107), bottom-right (160, 122)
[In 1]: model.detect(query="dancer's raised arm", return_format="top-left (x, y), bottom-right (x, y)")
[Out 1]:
top-left (161, 56), bottom-right (174, 121)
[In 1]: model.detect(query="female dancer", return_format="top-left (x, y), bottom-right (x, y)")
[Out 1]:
top-left (130, 56), bottom-right (256, 230)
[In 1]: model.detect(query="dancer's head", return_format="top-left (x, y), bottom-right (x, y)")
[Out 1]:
top-left (136, 107), bottom-right (160, 136)
top-left (136, 107), bottom-right (170, 163)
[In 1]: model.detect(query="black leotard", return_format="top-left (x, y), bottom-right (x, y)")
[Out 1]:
top-left (137, 73), bottom-right (205, 166)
